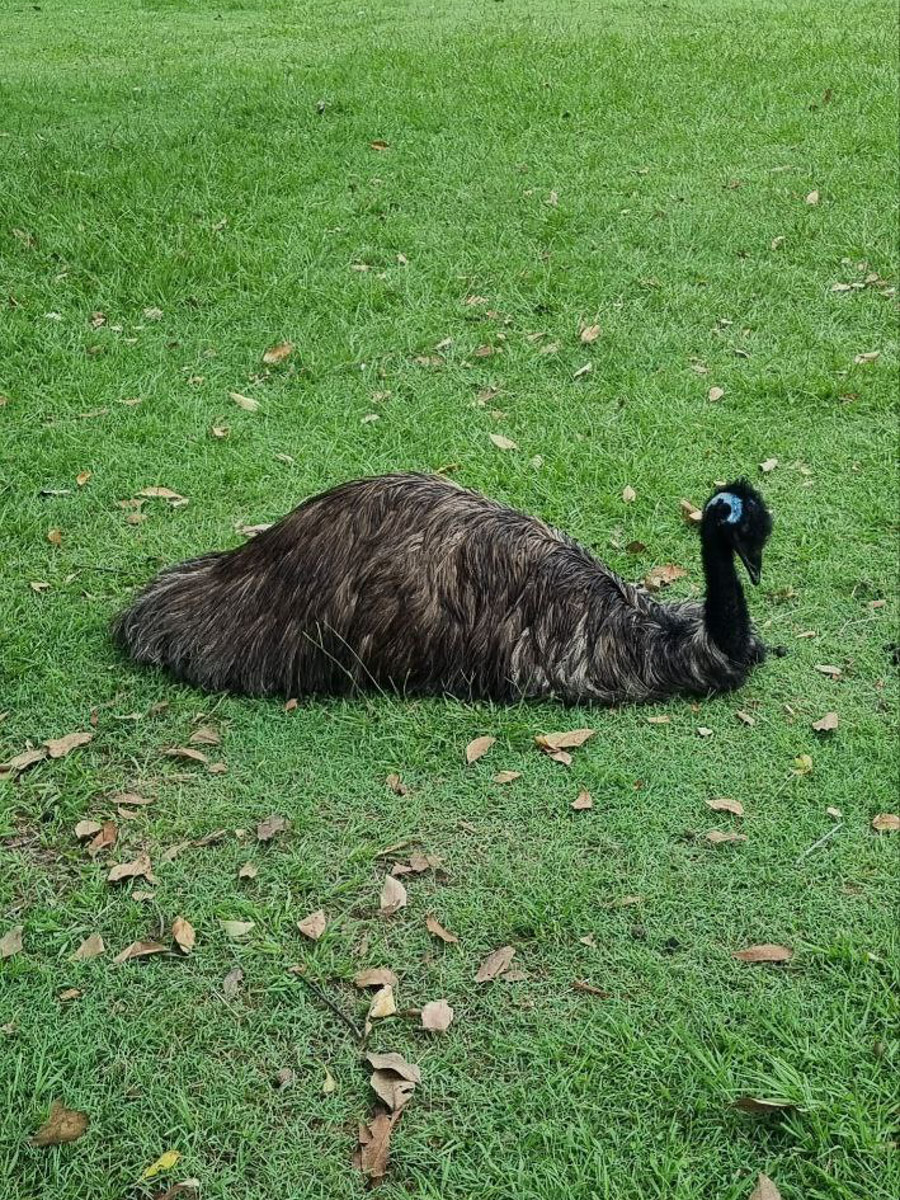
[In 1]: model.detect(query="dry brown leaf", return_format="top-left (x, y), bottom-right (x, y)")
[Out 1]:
top-left (366, 1051), bottom-right (421, 1083)
top-left (256, 814), bottom-right (289, 842)
top-left (871, 813), bottom-right (900, 833)
top-left (107, 854), bottom-right (156, 884)
top-left (132, 890), bottom-right (155, 902)
top-left (853, 350), bottom-right (880, 365)
top-left (546, 749), bottom-right (573, 766)
top-left (603, 894), bottom-right (643, 908)
top-left (238, 862), bottom-right (258, 880)
top-left (0, 926), bottom-right (23, 959)
top-left (644, 564), bottom-right (688, 591)
top-left (87, 820), bottom-right (118, 858)
top-left (535, 728), bottom-right (595, 752)
top-left (58, 988), bottom-right (82, 1003)
top-left (76, 470), bottom-right (92, 487)
top-left (72, 934), bottom-right (105, 961)
top-left (139, 486), bottom-right (186, 502)
top-left (368, 984), bottom-right (397, 1021)
top-left (501, 967), bottom-right (528, 982)
top-left (736, 710), bottom-right (756, 726)
top-left (354, 967), bottom-right (398, 989)
top-left (706, 830), bottom-right (748, 845)
top-left (708, 385), bottom-right (725, 402)
top-left (30, 1101), bottom-right (89, 1147)
top-left (219, 919), bottom-right (255, 939)
top-left (273, 1067), bottom-right (295, 1090)
top-left (793, 753), bottom-right (814, 775)
top-left (733, 944), bottom-right (793, 964)
top-left (680, 498), bottom-right (703, 523)
top-left (229, 391), bottom-right (259, 411)
top-left (425, 914), bottom-right (459, 944)
top-left (465, 735), bottom-right (496, 764)
top-left (759, 458), bottom-right (778, 474)
top-left (571, 790), bottom-right (593, 811)
top-left (474, 344), bottom-right (499, 358)
top-left (211, 424), bottom-right (230, 439)
top-left (44, 731), bottom-right (92, 759)
top-left (805, 189), bottom-right (819, 205)
top-left (812, 711), bottom-right (839, 732)
top-left (488, 433), bottom-right (517, 451)
top-left (109, 791), bottom-right (153, 807)
top-left (707, 797), bottom-right (744, 816)
top-left (580, 324), bottom-right (601, 343)
top-left (321, 1066), bottom-right (337, 1095)
top-left (222, 966), bottom-right (243, 1000)
top-left (385, 772), bottom-right (409, 795)
top-left (263, 340), bottom-right (294, 366)
top-left (697, 726), bottom-right (714, 738)
top-left (172, 917), bottom-right (196, 954)
top-left (188, 726), bottom-right (220, 746)
top-left (646, 715), bottom-right (671, 725)
top-left (579, 933), bottom-right (596, 947)
top-left (74, 819), bottom-right (102, 841)
top-left (355, 1110), bottom-right (400, 1181)
top-left (573, 979), bottom-right (610, 998)
top-left (380, 874), bottom-right (407, 916)
top-left (622, 485), bottom-right (636, 504)
top-left (193, 829), bottom-right (227, 848)
top-left (370, 139), bottom-right (389, 151)
top-left (297, 909), bottom-right (327, 940)
top-left (163, 747), bottom-right (209, 764)
top-left (0, 746), bottom-right (48, 776)
top-left (493, 770), bottom-right (521, 784)
top-left (734, 1097), bottom-right (795, 1115)
top-left (47, 527), bottom-right (62, 547)
top-left (749, 1173), bottom-right (783, 1200)
top-left (814, 664), bottom-right (842, 679)
top-left (475, 945), bottom-right (515, 982)
top-left (113, 940), bottom-right (167, 964)
top-left (28, 581), bottom-right (51, 594)
top-left (826, 806), bottom-right (842, 820)
top-left (421, 998), bottom-right (454, 1031)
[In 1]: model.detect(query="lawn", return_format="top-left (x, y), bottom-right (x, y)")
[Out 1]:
top-left (1, 0), bottom-right (898, 1197)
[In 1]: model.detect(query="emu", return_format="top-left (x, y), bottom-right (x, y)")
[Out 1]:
top-left (112, 473), bottom-right (773, 705)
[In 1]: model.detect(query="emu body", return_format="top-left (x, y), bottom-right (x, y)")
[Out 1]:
top-left (113, 473), bottom-right (771, 704)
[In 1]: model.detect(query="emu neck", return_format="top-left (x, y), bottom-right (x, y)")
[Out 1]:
top-left (701, 526), bottom-right (750, 662)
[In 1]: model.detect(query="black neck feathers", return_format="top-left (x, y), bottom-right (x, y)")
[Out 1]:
top-left (700, 523), bottom-right (752, 663)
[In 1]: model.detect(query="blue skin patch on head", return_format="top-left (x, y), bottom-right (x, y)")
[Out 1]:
top-left (709, 492), bottom-right (743, 524)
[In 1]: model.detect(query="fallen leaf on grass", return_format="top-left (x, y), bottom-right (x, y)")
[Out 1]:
top-left (238, 862), bottom-right (258, 880)
top-left (644, 564), bottom-right (688, 591)
top-left (188, 726), bottom-right (220, 746)
top-left (579, 933), bottom-right (596, 947)
top-left (219, 920), bottom-right (255, 939)
top-left (573, 979), bottom-right (610, 998)
top-left (355, 1110), bottom-right (400, 1181)
top-left (421, 999), bottom-right (454, 1031)
top-left (172, 917), bottom-right (195, 954)
top-left (87, 821), bottom-right (118, 858)
top-left (229, 391), bottom-right (259, 411)
top-left (368, 984), bottom-right (397, 1020)
top-left (871, 813), bottom-right (900, 833)
top-left (273, 1067), bottom-right (295, 1089)
top-left (322, 1066), bottom-right (337, 1095)
top-left (256, 814), bottom-right (289, 842)
top-left (646, 715), bottom-right (670, 725)
top-left (380, 875), bottom-right (407, 916)
top-left (76, 471), bottom-right (92, 487)
top-left (113, 941), bottom-right (167, 964)
top-left (139, 487), bottom-right (186, 503)
top-left (425, 914), bottom-right (459, 944)
top-left (192, 829), bottom-right (227, 848)
top-left (74, 819), bottom-right (102, 840)
top-left (733, 1096), bottom-right (796, 1115)
top-left (262, 340), bottom-right (294, 366)
top-left (622, 485), bottom-right (636, 504)
top-left (370, 139), bottom-right (389, 151)
top-left (853, 350), bottom-right (880, 365)
top-left (749, 1173), bottom-right (783, 1200)
top-left (707, 386), bottom-right (725, 402)
top-left (580, 324), bottom-right (601, 343)
top-left (222, 966), bottom-right (243, 1000)
top-left (814, 664), bottom-right (842, 679)
top-left (58, 988), bottom-right (82, 1003)
top-left (44, 731), bottom-right (92, 759)
top-left (354, 967), bottom-right (398, 989)
top-left (826, 806), bottom-right (842, 819)
top-left (154, 1182), bottom-right (200, 1200)
top-left (736, 710), bottom-right (756, 726)
top-left (759, 458), bottom-right (778, 474)
top-left (142, 1150), bottom-right (181, 1180)
top-left (571, 790), bottom-right (593, 811)
top-left (488, 433), bottom-right (517, 451)
top-left (1, 926), bottom-right (23, 959)
top-left (733, 944), bottom-right (793, 964)
top-left (573, 362), bottom-right (592, 379)
top-left (47, 527), bottom-right (62, 547)
top-left (805, 190), bottom-right (819, 205)
top-left (297, 909), bottom-right (327, 940)
top-left (107, 854), bottom-right (156, 884)
top-left (706, 831), bottom-right (748, 845)
top-left (163, 747), bottom-right (208, 764)
top-left (535, 729), bottom-right (595, 752)
top-left (475, 945), bottom-right (515, 982)
top-left (30, 1102), bottom-right (89, 1147)
top-left (0, 746), bottom-right (48, 776)
top-left (385, 773), bottom-right (409, 795)
top-left (793, 754), bottom-right (814, 775)
top-left (109, 791), bottom-right (153, 807)
top-left (697, 726), bottom-right (714, 738)
top-left (707, 797), bottom-right (744, 816)
top-left (812, 711), bottom-right (839, 732)
top-left (602, 894), bottom-right (643, 908)
top-left (493, 769), bottom-right (521, 784)
top-left (680, 498), bottom-right (703, 523)
top-left (465, 735), bottom-right (495, 764)
top-left (72, 934), bottom-right (105, 960)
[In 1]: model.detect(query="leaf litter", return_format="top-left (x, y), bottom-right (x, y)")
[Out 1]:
top-left (465, 735), bottom-right (496, 764)
top-left (30, 1101), bottom-right (89, 1147)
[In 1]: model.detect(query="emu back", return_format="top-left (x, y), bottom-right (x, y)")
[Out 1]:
top-left (113, 473), bottom-right (753, 704)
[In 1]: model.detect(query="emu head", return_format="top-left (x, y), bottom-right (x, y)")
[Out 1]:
top-left (703, 479), bottom-right (773, 585)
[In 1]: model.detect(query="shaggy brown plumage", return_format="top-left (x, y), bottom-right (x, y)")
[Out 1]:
top-left (112, 472), bottom-right (773, 704)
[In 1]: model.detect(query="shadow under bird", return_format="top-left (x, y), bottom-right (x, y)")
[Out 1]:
top-left (112, 473), bottom-right (774, 705)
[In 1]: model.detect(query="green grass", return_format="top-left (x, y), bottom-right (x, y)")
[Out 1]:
top-left (1, 1), bottom-right (898, 1196)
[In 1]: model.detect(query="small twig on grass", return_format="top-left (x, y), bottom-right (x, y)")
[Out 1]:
top-left (796, 822), bottom-right (844, 863)
top-left (288, 965), bottom-right (364, 1041)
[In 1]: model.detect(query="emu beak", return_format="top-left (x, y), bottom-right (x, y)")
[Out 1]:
top-left (736, 543), bottom-right (762, 585)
